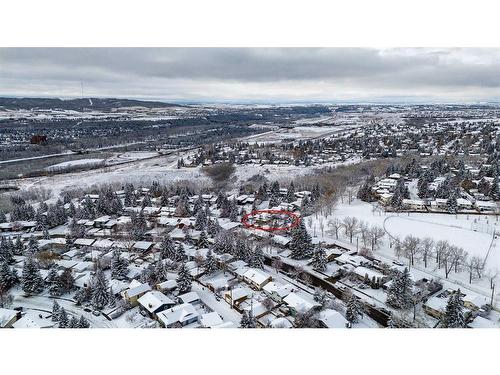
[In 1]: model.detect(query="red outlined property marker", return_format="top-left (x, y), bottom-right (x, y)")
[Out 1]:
top-left (241, 209), bottom-right (301, 232)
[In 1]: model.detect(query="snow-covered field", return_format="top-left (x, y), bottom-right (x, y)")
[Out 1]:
top-left (330, 200), bottom-right (498, 268)
top-left (306, 199), bottom-right (500, 304)
top-left (105, 151), bottom-right (159, 165)
top-left (244, 125), bottom-right (354, 144)
top-left (384, 215), bottom-right (493, 260)
top-left (13, 150), bottom-right (207, 198)
top-left (45, 158), bottom-right (104, 171)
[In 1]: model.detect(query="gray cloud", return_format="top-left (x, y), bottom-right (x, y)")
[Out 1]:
top-left (0, 48), bottom-right (499, 102)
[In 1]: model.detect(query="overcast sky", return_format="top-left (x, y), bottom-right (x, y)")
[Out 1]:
top-left (1, 48), bottom-right (500, 103)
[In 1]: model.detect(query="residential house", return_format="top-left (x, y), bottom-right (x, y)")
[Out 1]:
top-left (137, 290), bottom-right (176, 319)
top-left (157, 303), bottom-right (199, 328)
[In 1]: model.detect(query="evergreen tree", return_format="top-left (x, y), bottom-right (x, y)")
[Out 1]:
top-left (78, 315), bottom-right (90, 328)
top-left (269, 192), bottom-right (281, 208)
top-left (290, 220), bottom-right (312, 259)
top-left (46, 267), bottom-right (63, 296)
top-left (346, 294), bottom-right (363, 324)
top-left (311, 183), bottom-right (321, 202)
top-left (176, 262), bottom-right (192, 294)
top-left (195, 209), bottom-right (207, 230)
top-left (21, 256), bottom-right (44, 295)
top-left (130, 210), bottom-right (147, 240)
top-left (51, 300), bottom-right (60, 322)
top-left (249, 245), bottom-right (265, 269)
top-left (386, 268), bottom-right (413, 309)
top-left (0, 237), bottom-right (13, 264)
top-left (357, 182), bottom-right (373, 202)
top-left (26, 236), bottom-right (39, 256)
top-left (446, 189), bottom-right (458, 214)
top-left (110, 249), bottom-right (129, 280)
top-left (13, 237), bottom-right (24, 256)
top-left (204, 249), bottom-right (218, 275)
top-left (91, 268), bottom-right (110, 310)
top-left (0, 210), bottom-right (6, 223)
top-left (58, 307), bottom-right (69, 328)
top-left (0, 261), bottom-right (19, 291)
top-left (74, 286), bottom-right (92, 305)
top-left (193, 194), bottom-right (204, 213)
top-left (311, 247), bottom-right (327, 272)
top-left (108, 287), bottom-right (116, 308)
top-left (234, 238), bottom-right (249, 261)
top-left (443, 289), bottom-right (467, 328)
top-left (175, 243), bottom-right (187, 262)
top-left (68, 316), bottom-right (79, 328)
top-left (124, 183), bottom-right (136, 207)
top-left (141, 193), bottom-right (152, 208)
top-left (286, 182), bottom-right (295, 202)
top-left (198, 230), bottom-right (209, 248)
top-left (160, 235), bottom-right (176, 260)
top-left (229, 201), bottom-right (239, 222)
top-left (154, 261), bottom-right (167, 282)
top-left (59, 268), bottom-right (75, 292)
top-left (489, 175), bottom-right (499, 200)
top-left (81, 195), bottom-right (95, 219)
top-left (240, 310), bottom-right (257, 328)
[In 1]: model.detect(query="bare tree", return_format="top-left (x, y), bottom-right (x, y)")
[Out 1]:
top-left (486, 268), bottom-right (498, 289)
top-left (442, 245), bottom-right (465, 278)
top-left (319, 218), bottom-right (325, 237)
top-left (402, 235), bottom-right (421, 266)
top-left (420, 237), bottom-right (434, 268)
top-left (359, 221), bottom-right (370, 248)
top-left (466, 256), bottom-right (483, 284)
top-left (345, 187), bottom-right (356, 205)
top-left (368, 226), bottom-right (385, 252)
top-left (328, 217), bottom-right (343, 240)
top-left (434, 240), bottom-right (449, 269)
top-left (343, 217), bottom-right (359, 244)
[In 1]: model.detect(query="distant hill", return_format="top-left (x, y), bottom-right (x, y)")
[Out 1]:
top-left (0, 97), bottom-right (184, 111)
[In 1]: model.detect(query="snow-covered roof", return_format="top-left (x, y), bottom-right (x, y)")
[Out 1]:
top-left (125, 282), bottom-right (152, 298)
top-left (463, 293), bottom-right (488, 309)
top-left (157, 280), bottom-right (177, 290)
top-left (178, 291), bottom-right (200, 304)
top-left (226, 287), bottom-right (252, 301)
top-left (269, 317), bottom-right (293, 328)
top-left (353, 266), bottom-right (385, 280)
top-left (169, 228), bottom-right (186, 240)
top-left (157, 303), bottom-right (199, 327)
top-left (242, 268), bottom-right (272, 286)
top-left (468, 316), bottom-right (497, 328)
top-left (133, 241), bottom-right (154, 251)
top-left (137, 291), bottom-right (175, 313)
top-left (283, 292), bottom-right (319, 312)
top-left (318, 309), bottom-right (348, 328)
top-left (271, 235), bottom-right (291, 246)
top-left (12, 313), bottom-right (54, 328)
top-left (199, 312), bottom-right (224, 328)
top-left (93, 239), bottom-right (114, 248)
top-left (424, 296), bottom-right (448, 313)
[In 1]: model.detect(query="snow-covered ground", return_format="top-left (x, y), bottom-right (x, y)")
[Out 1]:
top-left (45, 158), bottom-right (104, 171)
top-left (306, 199), bottom-right (500, 305)
top-left (10, 149), bottom-right (206, 199)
